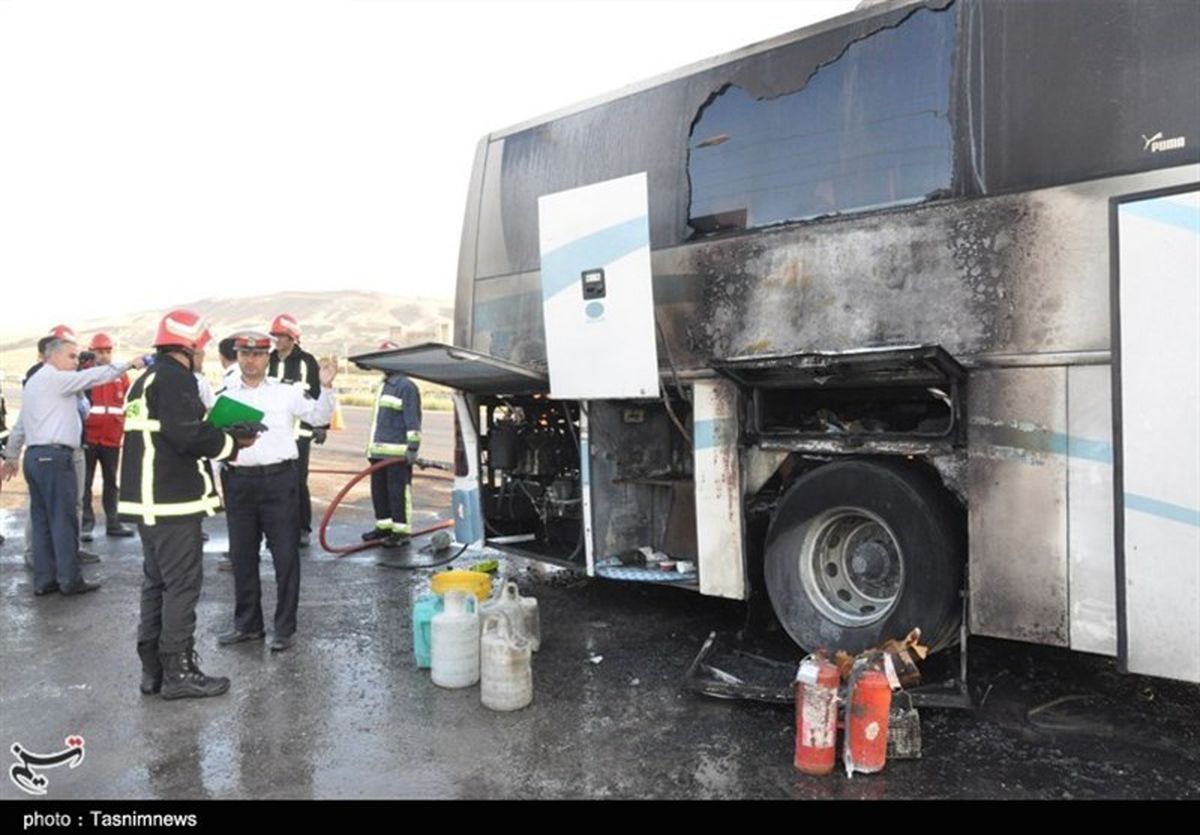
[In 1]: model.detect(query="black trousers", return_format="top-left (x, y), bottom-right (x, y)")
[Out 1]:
top-left (24, 446), bottom-right (83, 593)
top-left (369, 457), bottom-right (412, 534)
top-left (226, 464), bottom-right (301, 637)
top-left (138, 520), bottom-right (205, 654)
top-left (296, 436), bottom-right (313, 533)
top-left (82, 444), bottom-right (120, 531)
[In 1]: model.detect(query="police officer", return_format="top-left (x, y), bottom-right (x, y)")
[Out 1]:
top-left (218, 332), bottom-right (337, 652)
top-left (363, 341), bottom-right (422, 546)
top-left (267, 314), bottom-right (326, 548)
top-left (120, 309), bottom-right (251, 700)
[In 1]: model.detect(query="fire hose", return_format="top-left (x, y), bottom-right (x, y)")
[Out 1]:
top-left (315, 457), bottom-right (455, 557)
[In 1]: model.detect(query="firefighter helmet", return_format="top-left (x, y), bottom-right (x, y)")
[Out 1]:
top-left (48, 324), bottom-right (77, 340)
top-left (378, 340), bottom-right (401, 351)
top-left (89, 332), bottom-right (114, 350)
top-left (269, 314), bottom-right (301, 340)
top-left (153, 309), bottom-right (210, 350)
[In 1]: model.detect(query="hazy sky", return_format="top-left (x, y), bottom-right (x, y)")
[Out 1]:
top-left (1, 0), bottom-right (859, 331)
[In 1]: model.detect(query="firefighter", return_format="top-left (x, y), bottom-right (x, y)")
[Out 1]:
top-left (267, 313), bottom-right (326, 548)
top-left (217, 332), bottom-right (337, 652)
top-left (119, 309), bottom-right (251, 700)
top-left (81, 332), bottom-right (134, 541)
top-left (363, 341), bottom-right (422, 547)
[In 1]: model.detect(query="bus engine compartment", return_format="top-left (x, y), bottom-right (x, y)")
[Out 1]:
top-left (476, 392), bottom-right (697, 569)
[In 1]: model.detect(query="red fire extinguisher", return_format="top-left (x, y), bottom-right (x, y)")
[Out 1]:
top-left (794, 655), bottom-right (840, 775)
top-left (844, 668), bottom-right (892, 775)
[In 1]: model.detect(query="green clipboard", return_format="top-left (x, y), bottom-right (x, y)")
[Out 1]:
top-left (207, 395), bottom-right (265, 429)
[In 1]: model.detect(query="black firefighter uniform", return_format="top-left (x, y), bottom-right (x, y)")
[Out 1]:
top-left (367, 372), bottom-right (422, 536)
top-left (119, 359), bottom-right (237, 654)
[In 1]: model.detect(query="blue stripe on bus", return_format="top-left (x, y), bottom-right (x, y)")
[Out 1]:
top-left (975, 424), bottom-right (1114, 463)
top-left (694, 419), bottom-right (715, 451)
top-left (694, 418), bottom-right (742, 451)
top-left (1121, 199), bottom-right (1200, 234)
top-left (580, 438), bottom-right (590, 487)
top-left (539, 216), bottom-right (649, 300)
top-left (1064, 433), bottom-right (1115, 463)
top-left (977, 425), bottom-right (1198, 526)
top-left (1124, 494), bottom-right (1200, 528)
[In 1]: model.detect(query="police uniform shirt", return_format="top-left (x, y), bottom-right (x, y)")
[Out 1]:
top-left (195, 373), bottom-right (215, 411)
top-left (220, 376), bottom-right (336, 468)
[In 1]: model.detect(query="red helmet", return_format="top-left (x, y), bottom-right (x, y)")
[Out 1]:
top-left (378, 340), bottom-right (400, 351)
top-left (48, 324), bottom-right (77, 340)
top-left (153, 309), bottom-right (210, 350)
top-left (269, 314), bottom-right (301, 340)
top-left (89, 332), bottom-right (114, 350)
top-left (195, 326), bottom-right (213, 351)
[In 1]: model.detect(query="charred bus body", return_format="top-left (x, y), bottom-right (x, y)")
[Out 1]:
top-left (355, 0), bottom-right (1200, 681)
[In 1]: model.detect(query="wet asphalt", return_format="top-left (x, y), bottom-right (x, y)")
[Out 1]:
top-left (2, 481), bottom-right (1198, 800)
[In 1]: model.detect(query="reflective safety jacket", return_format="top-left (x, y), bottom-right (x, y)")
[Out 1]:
top-left (367, 373), bottom-right (421, 460)
top-left (84, 374), bottom-right (130, 448)
top-left (119, 358), bottom-right (237, 525)
top-left (269, 346), bottom-right (326, 439)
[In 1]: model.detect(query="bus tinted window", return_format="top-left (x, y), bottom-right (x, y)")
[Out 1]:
top-left (688, 5), bottom-right (956, 235)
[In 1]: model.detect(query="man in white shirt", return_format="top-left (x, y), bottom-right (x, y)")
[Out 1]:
top-left (2, 337), bottom-right (144, 596)
top-left (213, 335), bottom-right (241, 569)
top-left (216, 332), bottom-right (337, 652)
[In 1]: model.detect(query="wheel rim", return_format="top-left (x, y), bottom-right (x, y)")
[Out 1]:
top-left (797, 507), bottom-right (904, 628)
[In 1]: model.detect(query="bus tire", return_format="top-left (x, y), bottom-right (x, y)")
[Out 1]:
top-left (764, 459), bottom-right (964, 654)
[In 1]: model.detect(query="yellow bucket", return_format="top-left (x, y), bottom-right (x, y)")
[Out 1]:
top-left (430, 570), bottom-right (493, 601)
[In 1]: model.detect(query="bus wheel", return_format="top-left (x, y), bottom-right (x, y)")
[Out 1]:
top-left (764, 459), bottom-right (964, 655)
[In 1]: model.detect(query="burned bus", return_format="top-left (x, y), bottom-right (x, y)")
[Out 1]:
top-left (354, 0), bottom-right (1200, 681)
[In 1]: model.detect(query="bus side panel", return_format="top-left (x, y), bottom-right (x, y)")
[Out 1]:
top-left (1116, 190), bottom-right (1200, 682)
top-left (693, 379), bottom-right (746, 600)
top-left (451, 392), bottom-right (484, 545)
top-left (968, 367), bottom-right (1070, 646)
top-left (1067, 366), bottom-right (1117, 656)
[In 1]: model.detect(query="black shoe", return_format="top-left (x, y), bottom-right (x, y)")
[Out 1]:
top-left (159, 646), bottom-right (230, 700)
top-left (299, 530), bottom-right (311, 548)
top-left (34, 583), bottom-right (61, 597)
top-left (137, 640), bottom-right (162, 695)
top-left (269, 634), bottom-right (294, 652)
top-left (201, 531), bottom-right (210, 542)
top-left (361, 528), bottom-right (390, 543)
top-left (106, 525), bottom-right (135, 538)
top-left (78, 549), bottom-right (101, 564)
top-left (60, 581), bottom-right (102, 596)
top-left (80, 529), bottom-right (94, 543)
top-left (217, 629), bottom-right (264, 646)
